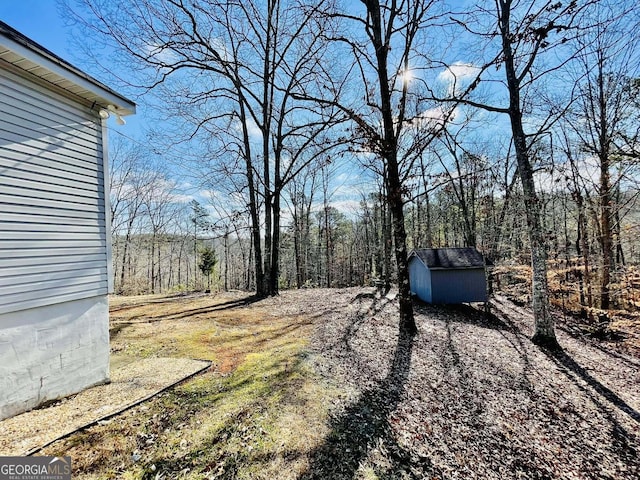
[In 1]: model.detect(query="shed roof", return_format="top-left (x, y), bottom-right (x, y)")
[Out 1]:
top-left (0, 21), bottom-right (135, 117)
top-left (410, 247), bottom-right (487, 270)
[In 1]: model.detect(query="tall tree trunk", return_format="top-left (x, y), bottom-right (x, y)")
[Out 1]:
top-left (157, 235), bottom-right (162, 292)
top-left (425, 193), bottom-right (432, 248)
top-left (614, 188), bottom-right (625, 266)
top-left (247, 239), bottom-right (254, 291)
top-left (224, 231), bottom-right (229, 292)
top-left (595, 49), bottom-right (614, 310)
top-left (270, 188), bottom-right (281, 294)
top-left (598, 146), bottom-right (613, 310)
top-left (119, 223), bottom-right (133, 293)
top-left (150, 233), bottom-right (157, 294)
top-left (293, 205), bottom-right (303, 288)
top-left (261, 0), bottom-right (276, 296)
top-left (237, 90), bottom-right (264, 296)
top-left (167, 239), bottom-right (174, 291)
top-left (500, 4), bottom-right (557, 347)
top-left (193, 223), bottom-right (198, 291)
top-left (579, 199), bottom-right (593, 310)
top-left (383, 190), bottom-right (392, 293)
top-left (413, 200), bottom-right (420, 248)
top-left (386, 159), bottom-right (416, 334)
top-left (303, 193), bottom-right (312, 286)
top-left (263, 191), bottom-right (272, 294)
top-left (490, 169), bottom-right (518, 264)
top-left (177, 236), bottom-right (184, 286)
top-left (324, 206), bottom-right (331, 288)
top-left (366, 0), bottom-right (416, 335)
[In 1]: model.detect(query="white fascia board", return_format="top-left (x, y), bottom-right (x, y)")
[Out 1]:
top-left (0, 35), bottom-right (135, 117)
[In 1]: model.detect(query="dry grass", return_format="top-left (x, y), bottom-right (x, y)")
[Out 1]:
top-left (42, 290), bottom-right (355, 479)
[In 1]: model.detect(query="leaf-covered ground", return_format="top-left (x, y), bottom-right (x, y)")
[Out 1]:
top-left (307, 292), bottom-right (639, 479)
top-left (38, 288), bottom-right (639, 479)
top-left (494, 264), bottom-right (640, 359)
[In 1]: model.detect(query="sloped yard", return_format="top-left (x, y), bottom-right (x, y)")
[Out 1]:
top-left (29, 289), bottom-right (640, 479)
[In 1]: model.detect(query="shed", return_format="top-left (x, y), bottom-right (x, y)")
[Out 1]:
top-left (408, 247), bottom-right (488, 304)
top-left (0, 22), bottom-right (135, 419)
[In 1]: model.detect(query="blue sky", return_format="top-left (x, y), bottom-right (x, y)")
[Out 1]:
top-left (0, 1), bottom-right (512, 219)
top-left (0, 2), bottom-right (67, 54)
top-left (2, 0), bottom-right (606, 214)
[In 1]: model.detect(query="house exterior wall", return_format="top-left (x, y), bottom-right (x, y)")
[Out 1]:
top-left (409, 256), bottom-right (432, 303)
top-left (431, 268), bottom-right (487, 303)
top-left (0, 61), bottom-right (112, 418)
top-left (0, 65), bottom-right (110, 314)
top-left (0, 295), bottom-right (109, 420)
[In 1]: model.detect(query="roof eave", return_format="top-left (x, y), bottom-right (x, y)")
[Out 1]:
top-left (0, 21), bottom-right (135, 116)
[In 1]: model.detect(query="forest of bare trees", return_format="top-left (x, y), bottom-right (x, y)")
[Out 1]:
top-left (65, 0), bottom-right (640, 342)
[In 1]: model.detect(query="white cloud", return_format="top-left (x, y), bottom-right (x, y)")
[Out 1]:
top-left (302, 199), bottom-right (363, 221)
top-left (437, 62), bottom-right (481, 95)
top-left (209, 38), bottom-right (231, 62)
top-left (331, 199), bottom-right (363, 217)
top-left (231, 117), bottom-right (263, 142)
top-left (143, 42), bottom-right (177, 65)
top-left (534, 155), bottom-right (600, 193)
top-left (169, 192), bottom-right (196, 203)
top-left (406, 105), bottom-right (459, 130)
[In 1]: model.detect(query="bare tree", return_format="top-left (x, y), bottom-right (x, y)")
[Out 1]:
top-left (285, 167), bottom-right (318, 288)
top-left (144, 176), bottom-right (179, 293)
top-left (568, 1), bottom-right (640, 310)
top-left (431, 123), bottom-right (491, 248)
top-left (65, 0), bottom-right (341, 297)
top-left (427, 0), bottom-right (602, 347)
top-left (295, 0), bottom-right (454, 335)
top-left (109, 136), bottom-right (166, 293)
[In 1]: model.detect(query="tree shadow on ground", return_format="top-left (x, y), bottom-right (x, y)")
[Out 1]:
top-left (555, 322), bottom-right (640, 370)
top-left (417, 299), bottom-right (535, 392)
top-left (417, 301), bottom-right (509, 331)
top-left (109, 292), bottom-right (204, 313)
top-left (542, 346), bottom-right (640, 425)
top-left (163, 295), bottom-right (262, 321)
top-left (540, 345), bottom-right (640, 472)
top-left (491, 295), bottom-right (640, 425)
top-left (300, 296), bottom-right (441, 479)
top-left (114, 296), bottom-right (262, 324)
top-left (437, 298), bottom-right (639, 476)
top-left (303, 295), bottom-right (640, 479)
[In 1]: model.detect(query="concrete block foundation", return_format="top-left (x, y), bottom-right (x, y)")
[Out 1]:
top-left (0, 296), bottom-right (109, 420)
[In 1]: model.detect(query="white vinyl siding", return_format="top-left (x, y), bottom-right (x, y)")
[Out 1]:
top-left (0, 66), bottom-right (108, 314)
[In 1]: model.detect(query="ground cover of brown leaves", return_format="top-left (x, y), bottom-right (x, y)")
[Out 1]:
top-left (494, 264), bottom-right (640, 358)
top-left (30, 288), bottom-right (640, 479)
top-left (306, 291), bottom-right (640, 479)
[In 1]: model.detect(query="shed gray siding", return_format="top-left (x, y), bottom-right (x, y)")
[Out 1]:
top-left (0, 66), bottom-right (108, 314)
top-left (409, 256), bottom-right (432, 303)
top-left (430, 268), bottom-right (487, 303)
